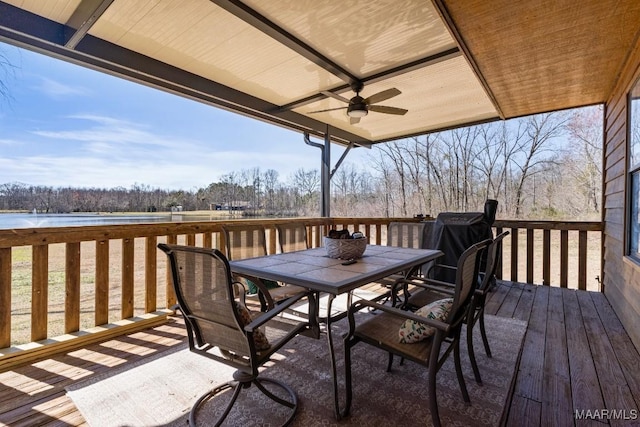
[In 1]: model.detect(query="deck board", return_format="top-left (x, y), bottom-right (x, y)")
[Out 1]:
top-left (1, 282), bottom-right (640, 426)
top-left (562, 290), bottom-right (606, 415)
top-left (541, 287), bottom-right (573, 426)
top-left (511, 283), bottom-right (536, 322)
top-left (590, 292), bottom-right (640, 408)
top-left (576, 292), bottom-right (639, 426)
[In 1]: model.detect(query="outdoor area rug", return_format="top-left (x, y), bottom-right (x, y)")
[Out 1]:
top-left (66, 314), bottom-right (527, 426)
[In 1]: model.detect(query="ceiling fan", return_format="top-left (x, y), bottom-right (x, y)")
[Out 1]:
top-left (309, 82), bottom-right (408, 124)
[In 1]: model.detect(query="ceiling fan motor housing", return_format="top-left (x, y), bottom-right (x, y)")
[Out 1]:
top-left (348, 95), bottom-right (368, 116)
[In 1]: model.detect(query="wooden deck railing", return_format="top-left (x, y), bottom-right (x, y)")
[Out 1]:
top-left (492, 220), bottom-right (603, 291)
top-left (0, 217), bottom-right (602, 369)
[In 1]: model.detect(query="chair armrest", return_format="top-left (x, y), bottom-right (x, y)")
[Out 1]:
top-left (391, 277), bottom-right (455, 303)
top-left (232, 281), bottom-right (248, 306)
top-left (397, 275), bottom-right (455, 288)
top-left (245, 290), bottom-right (313, 331)
top-left (347, 299), bottom-right (451, 334)
top-left (425, 263), bottom-right (457, 279)
top-left (232, 272), bottom-right (276, 309)
top-left (419, 277), bottom-right (456, 289)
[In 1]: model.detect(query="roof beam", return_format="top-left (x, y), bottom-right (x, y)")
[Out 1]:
top-left (0, 2), bottom-right (65, 45)
top-left (65, 0), bottom-right (115, 49)
top-left (209, 0), bottom-right (359, 85)
top-left (0, 4), bottom-right (368, 146)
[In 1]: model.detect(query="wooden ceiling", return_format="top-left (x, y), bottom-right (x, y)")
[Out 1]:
top-left (0, 0), bottom-right (639, 146)
top-left (443, 0), bottom-right (640, 119)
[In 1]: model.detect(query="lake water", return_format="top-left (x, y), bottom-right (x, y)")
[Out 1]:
top-left (0, 213), bottom-right (231, 229)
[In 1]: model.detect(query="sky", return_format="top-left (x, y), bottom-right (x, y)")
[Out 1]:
top-left (0, 43), bottom-right (369, 191)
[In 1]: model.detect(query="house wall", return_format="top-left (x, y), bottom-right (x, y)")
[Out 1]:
top-left (603, 36), bottom-right (640, 350)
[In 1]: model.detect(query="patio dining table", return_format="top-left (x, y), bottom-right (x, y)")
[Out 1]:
top-left (229, 244), bottom-right (443, 419)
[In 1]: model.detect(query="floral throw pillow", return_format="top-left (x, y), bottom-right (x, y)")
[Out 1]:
top-left (398, 298), bottom-right (454, 344)
top-left (235, 302), bottom-right (271, 351)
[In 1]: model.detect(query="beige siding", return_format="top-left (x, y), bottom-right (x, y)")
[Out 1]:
top-left (603, 36), bottom-right (640, 350)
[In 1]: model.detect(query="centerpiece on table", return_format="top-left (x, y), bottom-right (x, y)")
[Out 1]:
top-left (323, 229), bottom-right (367, 259)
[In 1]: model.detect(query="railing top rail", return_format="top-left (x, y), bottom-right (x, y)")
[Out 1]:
top-left (0, 216), bottom-right (602, 248)
top-left (0, 217), bottom-right (426, 248)
top-left (493, 219), bottom-right (603, 232)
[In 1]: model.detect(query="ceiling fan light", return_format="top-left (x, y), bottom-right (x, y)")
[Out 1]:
top-left (347, 108), bottom-right (368, 118)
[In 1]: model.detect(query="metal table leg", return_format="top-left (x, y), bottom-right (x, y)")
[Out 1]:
top-left (324, 291), bottom-right (354, 420)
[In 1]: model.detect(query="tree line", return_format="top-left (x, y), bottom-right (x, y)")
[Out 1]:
top-left (0, 107), bottom-right (602, 220)
top-left (363, 106), bottom-right (602, 220)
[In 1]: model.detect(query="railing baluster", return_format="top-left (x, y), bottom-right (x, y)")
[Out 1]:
top-left (0, 248), bottom-right (11, 347)
top-left (203, 232), bottom-right (213, 248)
top-left (166, 235), bottom-right (177, 308)
top-left (122, 238), bottom-right (135, 319)
top-left (494, 227), bottom-right (503, 279)
top-left (32, 245), bottom-right (48, 341)
top-left (560, 230), bottom-right (569, 287)
top-left (511, 228), bottom-right (519, 282)
top-left (268, 227), bottom-right (277, 254)
top-left (145, 236), bottom-right (157, 313)
top-left (579, 230), bottom-right (587, 290)
top-left (543, 230), bottom-right (551, 286)
top-left (527, 229), bottom-right (534, 284)
top-left (213, 231), bottom-right (221, 250)
top-left (65, 242), bottom-right (81, 333)
top-left (95, 240), bottom-right (109, 326)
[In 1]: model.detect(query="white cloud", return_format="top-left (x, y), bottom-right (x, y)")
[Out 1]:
top-left (38, 77), bottom-right (89, 98)
top-left (32, 114), bottom-right (178, 148)
top-left (2, 113), bottom-right (370, 190)
top-left (0, 149), bottom-right (326, 190)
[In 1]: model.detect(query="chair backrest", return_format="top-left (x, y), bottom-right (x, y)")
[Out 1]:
top-left (222, 224), bottom-right (268, 260)
top-left (449, 239), bottom-right (491, 324)
top-left (158, 243), bottom-right (252, 365)
top-left (477, 230), bottom-right (509, 291)
top-left (387, 222), bottom-right (426, 248)
top-left (276, 223), bottom-right (309, 253)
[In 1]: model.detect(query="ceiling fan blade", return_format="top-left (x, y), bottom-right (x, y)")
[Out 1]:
top-left (308, 106), bottom-right (347, 114)
top-left (350, 116), bottom-right (361, 125)
top-left (369, 105), bottom-right (408, 115)
top-left (364, 88), bottom-right (401, 105)
top-left (320, 90), bottom-right (350, 104)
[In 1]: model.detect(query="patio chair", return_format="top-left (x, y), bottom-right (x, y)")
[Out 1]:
top-left (375, 221), bottom-right (429, 302)
top-left (341, 239), bottom-right (488, 427)
top-left (399, 231), bottom-right (509, 384)
top-left (276, 223), bottom-right (309, 253)
top-left (377, 222), bottom-right (428, 286)
top-left (158, 243), bottom-right (316, 427)
top-left (222, 224), bottom-right (306, 311)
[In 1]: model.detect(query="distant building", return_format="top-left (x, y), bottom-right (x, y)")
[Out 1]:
top-left (211, 202), bottom-right (249, 211)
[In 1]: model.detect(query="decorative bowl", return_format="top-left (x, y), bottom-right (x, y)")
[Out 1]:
top-left (323, 236), bottom-right (367, 259)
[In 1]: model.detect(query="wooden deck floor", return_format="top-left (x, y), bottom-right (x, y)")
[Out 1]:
top-left (1, 282), bottom-right (639, 426)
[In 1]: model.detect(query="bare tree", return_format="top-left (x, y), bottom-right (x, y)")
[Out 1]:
top-left (512, 113), bottom-right (568, 217)
top-left (290, 168), bottom-right (320, 213)
top-left (219, 172), bottom-right (241, 212)
top-left (375, 141), bottom-right (409, 216)
top-left (565, 106), bottom-right (603, 214)
top-left (0, 47), bottom-right (17, 106)
top-left (369, 150), bottom-right (396, 217)
top-left (262, 169), bottom-right (279, 213)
